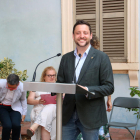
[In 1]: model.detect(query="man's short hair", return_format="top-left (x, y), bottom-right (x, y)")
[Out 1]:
top-left (73, 20), bottom-right (92, 34)
top-left (7, 74), bottom-right (19, 85)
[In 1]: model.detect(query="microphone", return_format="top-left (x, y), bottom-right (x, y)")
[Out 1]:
top-left (72, 54), bottom-right (81, 84)
top-left (32, 53), bottom-right (61, 81)
top-left (56, 53), bottom-right (61, 56)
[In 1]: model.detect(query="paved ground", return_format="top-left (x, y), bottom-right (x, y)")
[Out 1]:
top-left (0, 121), bottom-right (140, 140)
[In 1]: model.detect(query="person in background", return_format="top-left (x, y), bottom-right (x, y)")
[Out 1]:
top-left (57, 20), bottom-right (114, 140)
top-left (91, 35), bottom-right (112, 113)
top-left (91, 35), bottom-right (112, 139)
top-left (0, 74), bottom-right (27, 140)
top-left (27, 66), bottom-right (57, 140)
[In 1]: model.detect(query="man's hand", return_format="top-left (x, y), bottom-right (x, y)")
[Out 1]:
top-left (106, 98), bottom-right (112, 112)
top-left (78, 85), bottom-right (89, 98)
top-left (63, 93), bottom-right (65, 99)
top-left (21, 115), bottom-right (26, 122)
top-left (78, 85), bottom-right (88, 91)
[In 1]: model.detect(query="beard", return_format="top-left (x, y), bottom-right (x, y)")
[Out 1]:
top-left (74, 38), bottom-right (90, 47)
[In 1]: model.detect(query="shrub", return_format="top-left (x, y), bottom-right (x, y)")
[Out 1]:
top-left (0, 57), bottom-right (28, 81)
top-left (128, 87), bottom-right (140, 118)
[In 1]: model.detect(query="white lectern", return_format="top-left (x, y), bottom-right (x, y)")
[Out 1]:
top-left (23, 82), bottom-right (94, 140)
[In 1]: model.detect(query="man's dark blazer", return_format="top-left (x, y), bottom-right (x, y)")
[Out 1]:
top-left (57, 46), bottom-right (114, 129)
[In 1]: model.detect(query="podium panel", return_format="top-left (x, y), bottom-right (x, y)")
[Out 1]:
top-left (23, 82), bottom-right (76, 94)
top-left (23, 81), bottom-right (94, 140)
top-left (23, 82), bottom-right (76, 140)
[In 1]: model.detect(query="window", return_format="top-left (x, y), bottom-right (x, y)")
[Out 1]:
top-left (61, 0), bottom-right (139, 86)
top-left (75, 0), bottom-right (126, 63)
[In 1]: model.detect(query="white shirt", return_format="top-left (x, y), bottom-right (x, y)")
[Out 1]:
top-left (74, 45), bottom-right (91, 82)
top-left (2, 90), bottom-right (14, 105)
top-left (0, 79), bottom-right (27, 115)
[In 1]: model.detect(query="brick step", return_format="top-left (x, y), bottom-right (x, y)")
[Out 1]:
top-left (0, 135), bottom-right (31, 140)
top-left (0, 122), bottom-right (31, 140)
top-left (0, 133), bottom-right (31, 140)
top-left (0, 122), bottom-right (140, 140)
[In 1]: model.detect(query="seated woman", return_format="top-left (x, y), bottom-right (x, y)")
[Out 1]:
top-left (0, 74), bottom-right (27, 140)
top-left (27, 66), bottom-right (57, 140)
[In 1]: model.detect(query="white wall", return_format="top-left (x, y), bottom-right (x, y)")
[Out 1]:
top-left (0, 0), bottom-right (140, 130)
top-left (0, 0), bottom-right (61, 81)
top-left (0, 0), bottom-right (61, 121)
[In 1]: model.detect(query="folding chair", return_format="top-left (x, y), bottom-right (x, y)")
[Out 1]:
top-left (107, 97), bottom-right (140, 140)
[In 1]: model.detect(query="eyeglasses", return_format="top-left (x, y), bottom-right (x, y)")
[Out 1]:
top-left (46, 74), bottom-right (56, 78)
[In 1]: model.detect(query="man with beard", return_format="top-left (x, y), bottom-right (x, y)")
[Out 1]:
top-left (57, 20), bottom-right (114, 140)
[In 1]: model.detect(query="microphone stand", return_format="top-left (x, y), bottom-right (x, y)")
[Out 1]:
top-left (32, 53), bottom-right (61, 81)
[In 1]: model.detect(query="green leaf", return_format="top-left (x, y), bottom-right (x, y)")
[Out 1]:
top-left (127, 87), bottom-right (140, 119)
top-left (0, 57), bottom-right (28, 83)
